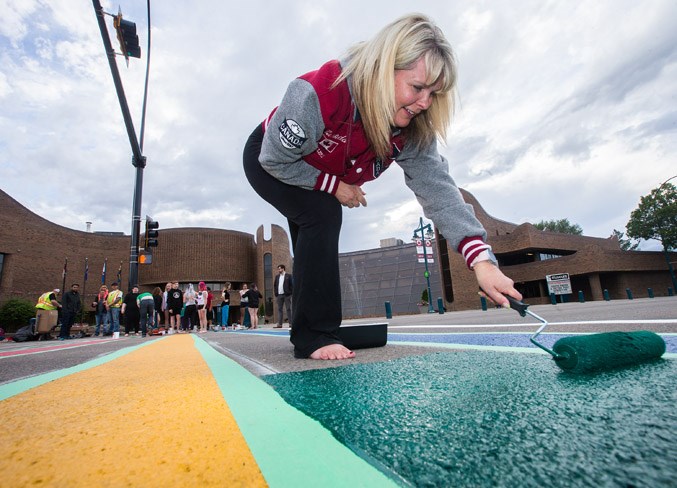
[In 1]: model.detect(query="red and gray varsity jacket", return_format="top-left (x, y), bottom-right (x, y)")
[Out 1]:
top-left (259, 59), bottom-right (492, 268)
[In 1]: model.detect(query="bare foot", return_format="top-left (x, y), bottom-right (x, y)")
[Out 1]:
top-left (309, 344), bottom-right (355, 360)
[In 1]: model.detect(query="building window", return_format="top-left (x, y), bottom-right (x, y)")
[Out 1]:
top-left (263, 253), bottom-right (273, 316)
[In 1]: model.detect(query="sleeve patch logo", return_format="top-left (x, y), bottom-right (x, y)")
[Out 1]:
top-left (279, 119), bottom-right (307, 149)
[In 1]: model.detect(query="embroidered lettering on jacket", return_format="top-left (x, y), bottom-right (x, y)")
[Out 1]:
top-left (279, 119), bottom-right (307, 149)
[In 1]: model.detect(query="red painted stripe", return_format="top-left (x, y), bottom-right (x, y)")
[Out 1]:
top-left (0, 339), bottom-right (118, 358)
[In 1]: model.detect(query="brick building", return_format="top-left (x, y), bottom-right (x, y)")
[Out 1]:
top-left (1, 187), bottom-right (674, 322)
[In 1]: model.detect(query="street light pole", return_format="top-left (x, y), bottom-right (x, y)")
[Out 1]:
top-left (92, 0), bottom-right (146, 291)
top-left (413, 217), bottom-right (435, 313)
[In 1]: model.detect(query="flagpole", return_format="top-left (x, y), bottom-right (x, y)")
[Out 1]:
top-left (81, 257), bottom-right (89, 324)
top-left (61, 258), bottom-right (68, 295)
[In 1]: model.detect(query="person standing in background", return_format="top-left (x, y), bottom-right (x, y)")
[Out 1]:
top-left (239, 283), bottom-right (249, 329)
top-left (196, 281), bottom-right (208, 333)
top-left (220, 282), bottom-right (231, 329)
top-left (167, 281), bottom-right (183, 333)
top-left (273, 264), bottom-right (293, 329)
top-left (183, 283), bottom-right (198, 332)
top-left (152, 286), bottom-right (164, 331)
top-left (245, 283), bottom-right (263, 330)
top-left (206, 286), bottom-right (214, 330)
top-left (92, 285), bottom-right (108, 337)
top-left (121, 284), bottom-right (140, 336)
top-left (59, 283), bottom-right (81, 340)
top-left (136, 289), bottom-right (155, 337)
top-left (106, 282), bottom-right (124, 336)
top-left (162, 282), bottom-right (172, 327)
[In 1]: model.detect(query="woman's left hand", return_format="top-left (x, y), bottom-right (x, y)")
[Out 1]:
top-left (473, 261), bottom-right (522, 308)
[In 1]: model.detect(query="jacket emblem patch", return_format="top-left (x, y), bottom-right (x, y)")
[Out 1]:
top-left (279, 119), bottom-right (307, 149)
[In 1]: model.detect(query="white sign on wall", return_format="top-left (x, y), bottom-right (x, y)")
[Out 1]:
top-left (546, 273), bottom-right (572, 295)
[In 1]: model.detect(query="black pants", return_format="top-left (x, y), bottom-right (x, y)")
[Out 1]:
top-left (60, 311), bottom-right (77, 339)
top-left (243, 125), bottom-right (343, 357)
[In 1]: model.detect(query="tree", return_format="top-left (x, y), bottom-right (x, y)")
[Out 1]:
top-left (626, 183), bottom-right (677, 251)
top-left (610, 229), bottom-right (639, 251)
top-left (533, 218), bottom-right (583, 235)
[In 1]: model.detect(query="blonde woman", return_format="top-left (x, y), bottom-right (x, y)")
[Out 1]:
top-left (244, 13), bottom-right (521, 360)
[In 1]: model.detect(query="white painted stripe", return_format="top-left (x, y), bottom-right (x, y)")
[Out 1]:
top-left (389, 319), bottom-right (677, 328)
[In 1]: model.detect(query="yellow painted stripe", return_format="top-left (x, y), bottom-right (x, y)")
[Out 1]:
top-left (0, 335), bottom-right (266, 487)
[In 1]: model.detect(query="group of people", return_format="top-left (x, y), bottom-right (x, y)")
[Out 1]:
top-left (35, 272), bottom-right (295, 340)
top-left (91, 282), bottom-right (156, 337)
top-left (163, 281), bottom-right (214, 334)
top-left (35, 284), bottom-right (83, 340)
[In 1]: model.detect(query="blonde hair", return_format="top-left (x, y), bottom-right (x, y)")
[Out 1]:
top-left (336, 13), bottom-right (457, 159)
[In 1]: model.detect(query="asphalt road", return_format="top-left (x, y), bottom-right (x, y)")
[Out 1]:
top-left (2, 296), bottom-right (675, 383)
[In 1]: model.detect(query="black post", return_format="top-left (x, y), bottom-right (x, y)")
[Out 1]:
top-left (92, 0), bottom-right (145, 292)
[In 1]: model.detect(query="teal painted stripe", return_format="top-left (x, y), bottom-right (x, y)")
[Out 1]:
top-left (0, 339), bottom-right (161, 401)
top-left (191, 335), bottom-right (398, 488)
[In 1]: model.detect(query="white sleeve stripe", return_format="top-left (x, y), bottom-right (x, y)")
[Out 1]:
top-left (319, 174), bottom-right (329, 192)
top-left (460, 239), bottom-right (486, 257)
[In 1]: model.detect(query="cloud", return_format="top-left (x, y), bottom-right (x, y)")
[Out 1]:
top-left (0, 0), bottom-right (675, 255)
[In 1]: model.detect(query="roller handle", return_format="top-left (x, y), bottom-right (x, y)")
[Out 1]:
top-left (505, 295), bottom-right (529, 317)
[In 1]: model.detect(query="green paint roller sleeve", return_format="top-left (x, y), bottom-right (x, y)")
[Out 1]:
top-left (553, 331), bottom-right (666, 373)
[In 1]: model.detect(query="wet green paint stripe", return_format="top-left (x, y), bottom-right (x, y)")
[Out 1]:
top-left (192, 335), bottom-right (398, 488)
top-left (0, 339), bottom-right (163, 401)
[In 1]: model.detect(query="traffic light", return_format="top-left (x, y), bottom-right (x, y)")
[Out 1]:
top-left (113, 10), bottom-right (141, 61)
top-left (144, 216), bottom-right (159, 249)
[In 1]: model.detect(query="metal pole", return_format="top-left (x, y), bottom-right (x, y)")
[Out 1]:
top-left (414, 217), bottom-right (435, 313)
top-left (92, 0), bottom-right (145, 292)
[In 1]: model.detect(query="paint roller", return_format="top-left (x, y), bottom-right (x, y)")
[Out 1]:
top-left (505, 296), bottom-right (666, 373)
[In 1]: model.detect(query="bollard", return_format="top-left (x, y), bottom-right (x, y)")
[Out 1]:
top-left (578, 290), bottom-right (585, 303)
top-left (603, 289), bottom-right (610, 301)
top-left (437, 297), bottom-right (444, 314)
top-left (648, 288), bottom-right (654, 299)
top-left (550, 293), bottom-right (557, 305)
top-left (480, 296), bottom-right (487, 311)
top-left (626, 288), bottom-right (633, 300)
top-left (384, 301), bottom-right (392, 319)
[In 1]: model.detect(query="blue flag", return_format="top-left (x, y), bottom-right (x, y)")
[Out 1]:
top-left (84, 258), bottom-right (89, 282)
top-left (101, 259), bottom-right (107, 285)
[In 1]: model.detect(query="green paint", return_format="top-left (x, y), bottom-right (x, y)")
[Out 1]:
top-left (191, 335), bottom-right (399, 487)
top-left (0, 339), bottom-right (161, 401)
top-left (264, 351), bottom-right (677, 487)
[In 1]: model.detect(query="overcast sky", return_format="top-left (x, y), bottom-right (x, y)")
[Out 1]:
top-left (1, 0), bottom-right (675, 253)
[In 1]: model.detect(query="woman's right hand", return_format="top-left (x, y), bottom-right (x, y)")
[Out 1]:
top-left (335, 181), bottom-right (367, 208)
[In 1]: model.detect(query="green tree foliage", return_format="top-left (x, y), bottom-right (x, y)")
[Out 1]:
top-left (533, 218), bottom-right (583, 235)
top-left (610, 229), bottom-right (639, 251)
top-left (0, 299), bottom-right (35, 333)
top-left (626, 183), bottom-right (677, 251)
